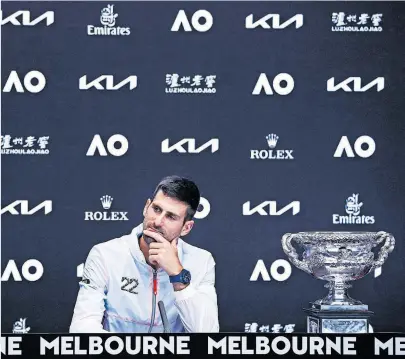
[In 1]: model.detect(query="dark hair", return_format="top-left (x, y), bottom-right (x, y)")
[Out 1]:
top-left (151, 175), bottom-right (200, 222)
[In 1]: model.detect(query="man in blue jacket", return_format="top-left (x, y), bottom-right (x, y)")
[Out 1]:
top-left (70, 175), bottom-right (219, 333)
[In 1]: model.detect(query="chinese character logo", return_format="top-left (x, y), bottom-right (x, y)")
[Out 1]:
top-left (244, 322), bottom-right (259, 332)
top-left (332, 12), bottom-right (346, 26)
top-left (165, 74), bottom-right (217, 94)
top-left (331, 12), bottom-right (383, 32)
top-left (371, 14), bottom-right (383, 27)
top-left (1, 135), bottom-right (50, 155)
top-left (100, 5), bottom-right (118, 27)
top-left (357, 13), bottom-right (370, 25)
top-left (244, 323), bottom-right (295, 333)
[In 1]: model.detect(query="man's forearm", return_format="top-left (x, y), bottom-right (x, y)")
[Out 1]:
top-left (173, 286), bottom-right (219, 332)
top-left (172, 282), bottom-right (189, 291)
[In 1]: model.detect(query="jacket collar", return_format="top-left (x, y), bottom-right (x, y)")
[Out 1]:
top-left (127, 223), bottom-right (185, 269)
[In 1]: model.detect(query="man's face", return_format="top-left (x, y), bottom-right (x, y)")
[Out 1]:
top-left (142, 190), bottom-right (194, 245)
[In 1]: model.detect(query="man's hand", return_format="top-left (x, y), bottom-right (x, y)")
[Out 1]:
top-left (143, 230), bottom-right (183, 276)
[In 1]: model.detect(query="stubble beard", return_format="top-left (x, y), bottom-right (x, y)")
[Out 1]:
top-left (142, 220), bottom-right (165, 245)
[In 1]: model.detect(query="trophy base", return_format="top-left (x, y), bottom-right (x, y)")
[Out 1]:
top-left (311, 302), bottom-right (369, 311)
top-left (304, 306), bottom-right (374, 333)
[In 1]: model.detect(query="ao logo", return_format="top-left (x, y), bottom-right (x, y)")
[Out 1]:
top-left (86, 134), bottom-right (129, 157)
top-left (1, 260), bottom-right (44, 282)
top-left (171, 10), bottom-right (213, 32)
top-left (252, 73), bottom-right (294, 95)
top-left (334, 136), bottom-right (375, 158)
top-left (2, 71), bottom-right (46, 93)
top-left (194, 197), bottom-right (210, 219)
top-left (250, 259), bottom-right (292, 282)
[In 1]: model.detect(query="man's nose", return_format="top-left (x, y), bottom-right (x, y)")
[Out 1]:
top-left (154, 214), bottom-right (165, 227)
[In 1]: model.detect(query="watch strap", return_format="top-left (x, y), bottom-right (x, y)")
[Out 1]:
top-left (169, 269), bottom-right (190, 284)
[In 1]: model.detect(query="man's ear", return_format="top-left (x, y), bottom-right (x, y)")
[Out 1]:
top-left (143, 199), bottom-right (151, 217)
top-left (180, 220), bottom-right (194, 237)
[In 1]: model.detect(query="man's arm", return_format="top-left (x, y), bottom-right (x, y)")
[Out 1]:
top-left (173, 255), bottom-right (219, 333)
top-left (144, 229), bottom-right (219, 333)
top-left (69, 246), bottom-right (109, 333)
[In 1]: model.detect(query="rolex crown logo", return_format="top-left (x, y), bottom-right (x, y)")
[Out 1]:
top-left (266, 134), bottom-right (279, 149)
top-left (100, 195), bottom-right (113, 210)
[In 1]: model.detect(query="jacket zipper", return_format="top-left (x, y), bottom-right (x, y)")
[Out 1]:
top-left (152, 269), bottom-right (158, 296)
top-left (151, 269), bottom-right (158, 327)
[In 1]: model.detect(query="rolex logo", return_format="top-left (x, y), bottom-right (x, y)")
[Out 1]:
top-left (250, 133), bottom-right (294, 160)
top-left (100, 195), bottom-right (113, 209)
top-left (266, 134), bottom-right (279, 149)
top-left (85, 195), bottom-right (129, 221)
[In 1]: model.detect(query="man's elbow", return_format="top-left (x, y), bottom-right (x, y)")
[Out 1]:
top-left (69, 322), bottom-right (84, 333)
top-left (205, 323), bottom-right (219, 333)
top-left (193, 318), bottom-right (219, 333)
top-left (69, 321), bottom-right (98, 333)
top-left (69, 325), bottom-right (79, 333)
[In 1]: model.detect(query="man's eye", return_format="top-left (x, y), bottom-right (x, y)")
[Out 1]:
top-left (168, 215), bottom-right (175, 220)
top-left (153, 206), bottom-right (161, 213)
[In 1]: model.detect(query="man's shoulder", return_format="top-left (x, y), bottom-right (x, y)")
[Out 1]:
top-left (181, 240), bottom-right (215, 264)
top-left (91, 232), bottom-right (132, 258)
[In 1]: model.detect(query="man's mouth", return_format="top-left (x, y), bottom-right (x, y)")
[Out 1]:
top-left (148, 227), bottom-right (162, 235)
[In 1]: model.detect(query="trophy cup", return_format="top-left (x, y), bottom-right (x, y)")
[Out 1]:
top-left (281, 231), bottom-right (395, 333)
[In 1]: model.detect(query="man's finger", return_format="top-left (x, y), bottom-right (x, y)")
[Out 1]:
top-left (149, 248), bottom-right (163, 255)
top-left (149, 254), bottom-right (159, 265)
top-left (144, 230), bottom-right (168, 243)
top-left (149, 242), bottom-right (164, 249)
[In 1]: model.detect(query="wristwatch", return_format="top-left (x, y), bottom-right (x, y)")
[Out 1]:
top-left (169, 269), bottom-right (191, 284)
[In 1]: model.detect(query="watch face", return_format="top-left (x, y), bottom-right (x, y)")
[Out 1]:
top-left (182, 270), bottom-right (191, 283)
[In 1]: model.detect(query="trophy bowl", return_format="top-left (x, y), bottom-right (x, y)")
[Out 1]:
top-left (282, 231), bottom-right (395, 308)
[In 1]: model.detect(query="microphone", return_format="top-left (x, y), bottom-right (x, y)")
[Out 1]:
top-left (158, 300), bottom-right (171, 333)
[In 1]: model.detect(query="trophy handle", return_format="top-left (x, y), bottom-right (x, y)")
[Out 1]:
top-left (281, 233), bottom-right (311, 274)
top-left (372, 231), bottom-right (395, 269)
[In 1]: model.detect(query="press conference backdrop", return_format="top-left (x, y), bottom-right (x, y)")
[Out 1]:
top-left (1, 1), bottom-right (405, 334)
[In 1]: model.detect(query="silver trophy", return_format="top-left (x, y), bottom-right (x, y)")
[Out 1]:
top-left (282, 231), bottom-right (395, 333)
